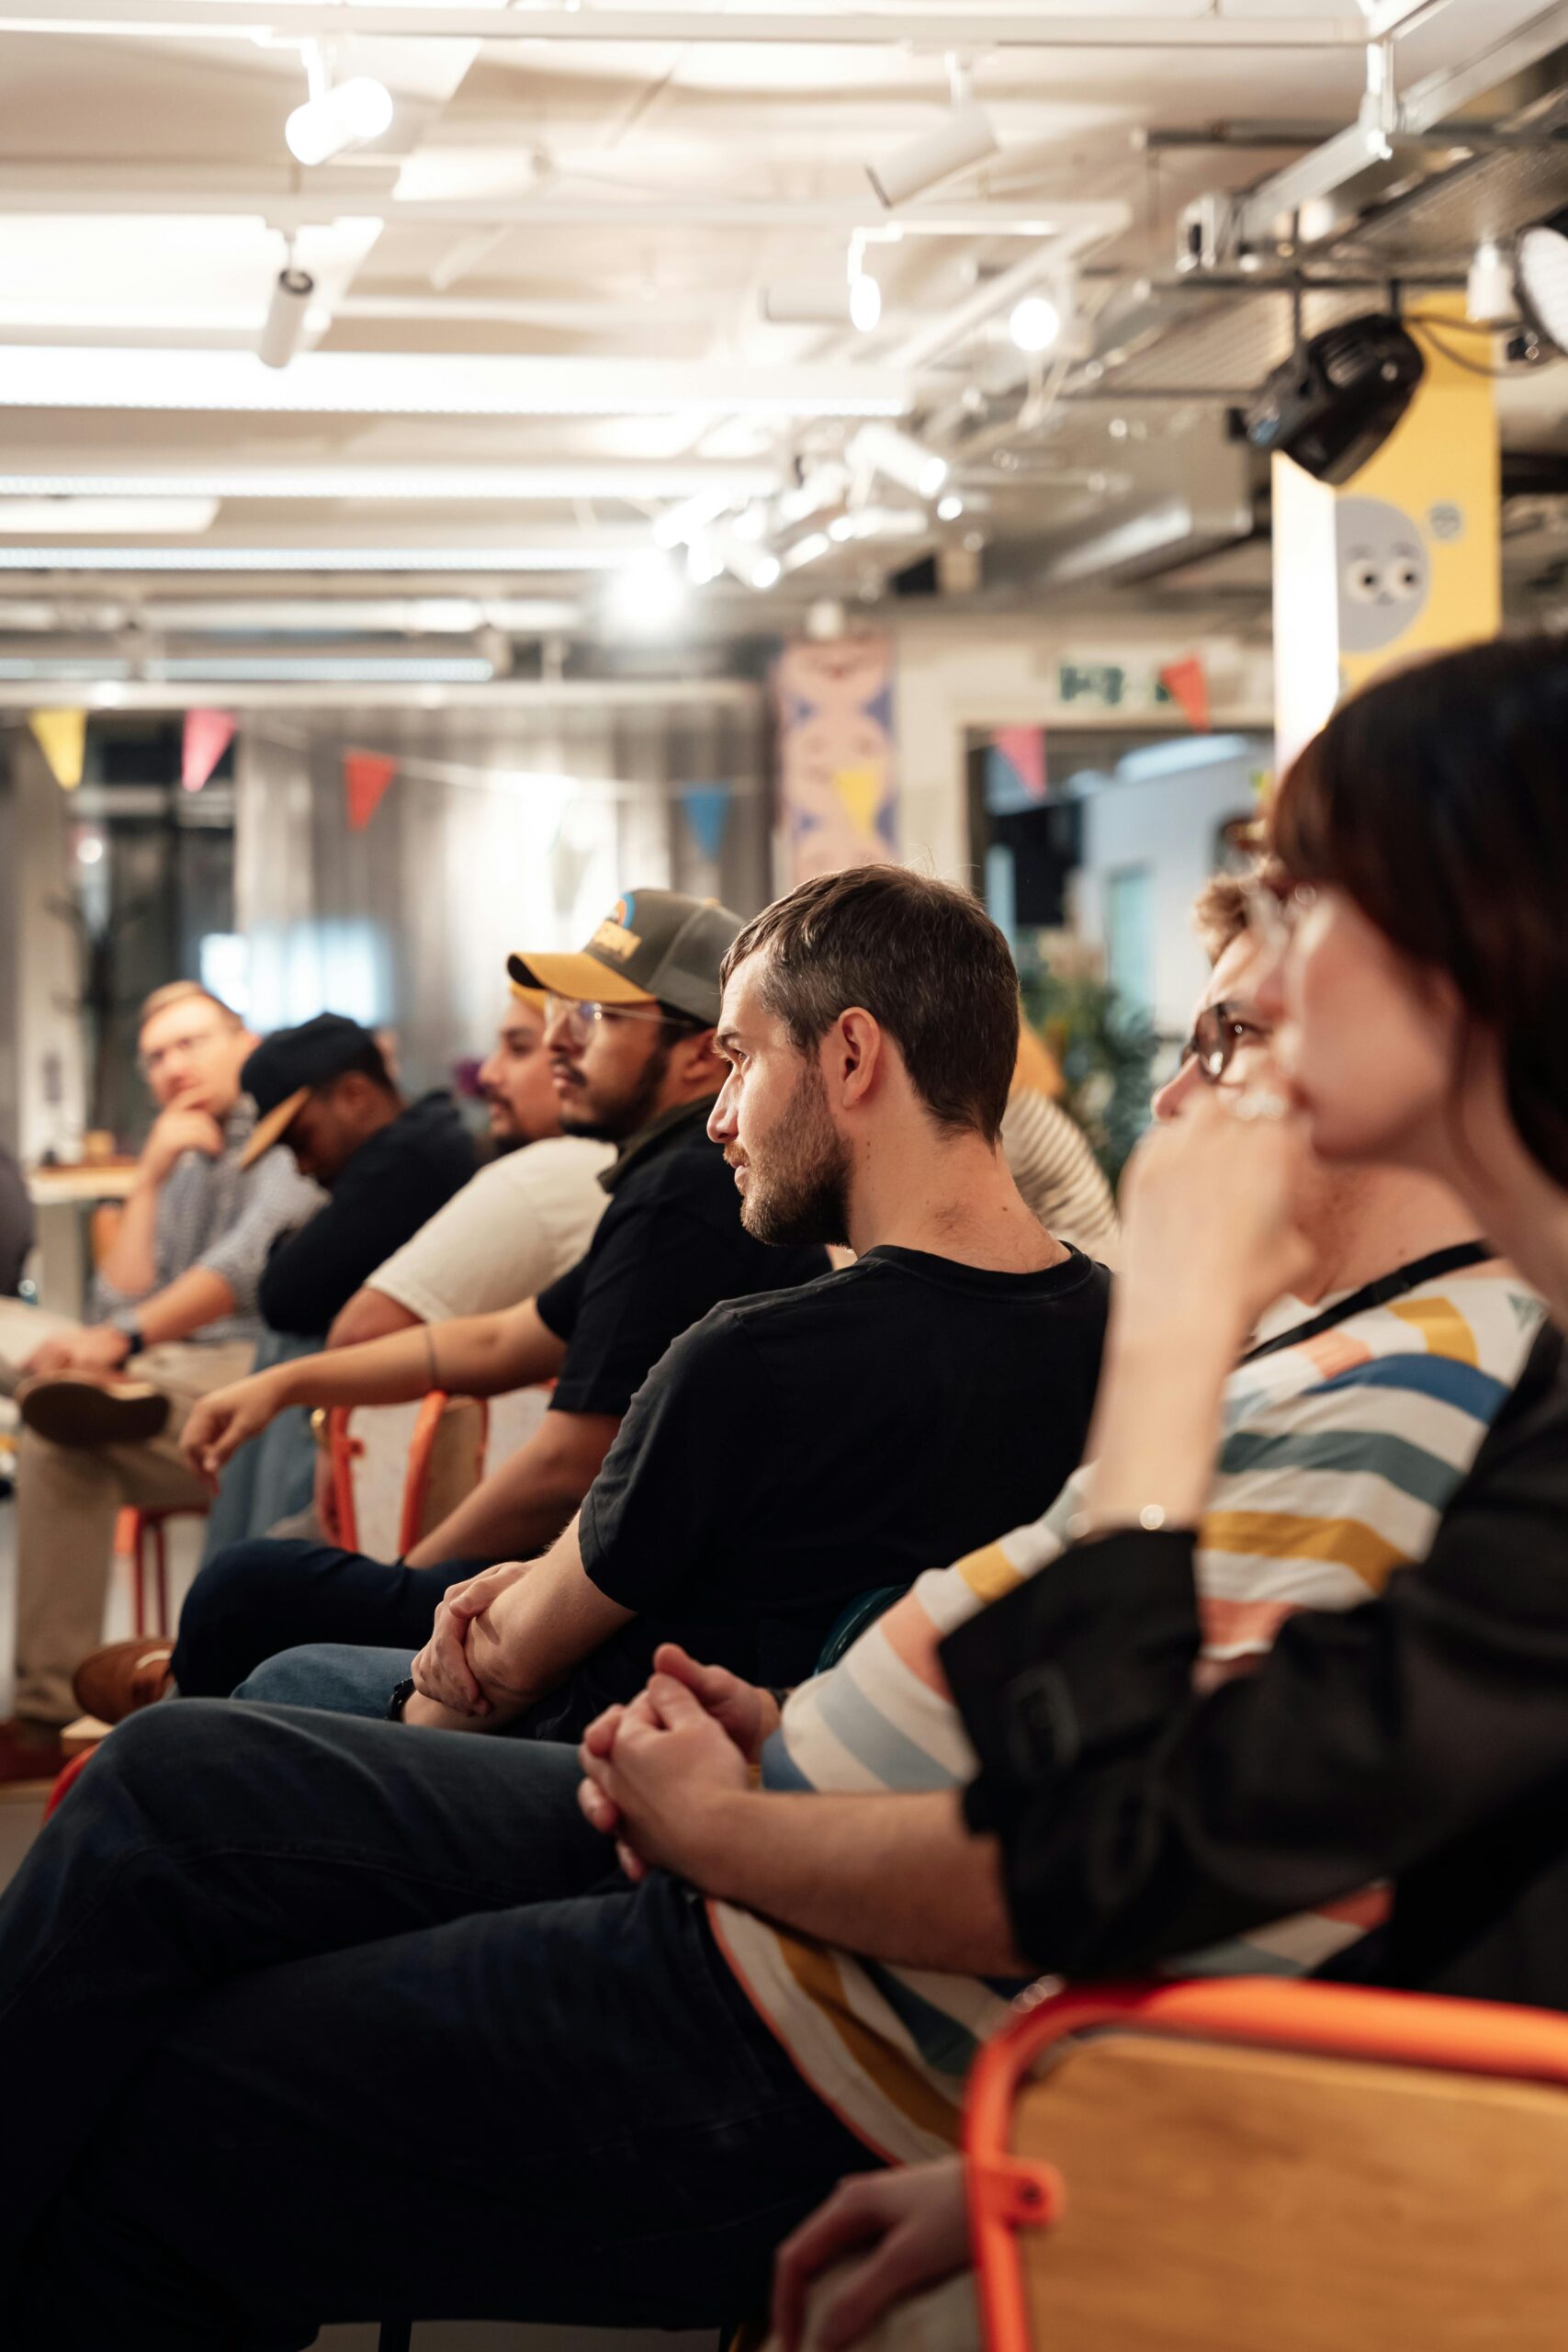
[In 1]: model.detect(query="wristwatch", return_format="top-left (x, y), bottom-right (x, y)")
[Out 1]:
top-left (120, 1322), bottom-right (145, 1360)
top-left (386, 1677), bottom-right (417, 1723)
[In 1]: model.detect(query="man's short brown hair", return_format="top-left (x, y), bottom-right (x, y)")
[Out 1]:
top-left (1191, 872), bottom-right (1252, 968)
top-left (138, 980), bottom-right (243, 1034)
top-left (721, 865), bottom-right (1020, 1143)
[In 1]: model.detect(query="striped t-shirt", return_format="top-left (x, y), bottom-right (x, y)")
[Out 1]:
top-left (1000, 1091), bottom-right (1120, 1267)
top-left (710, 1264), bottom-right (1546, 2163)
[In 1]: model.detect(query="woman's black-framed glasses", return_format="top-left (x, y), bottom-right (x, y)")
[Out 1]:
top-left (1179, 1001), bottom-right (1270, 1086)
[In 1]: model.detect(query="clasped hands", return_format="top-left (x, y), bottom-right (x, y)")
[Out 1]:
top-left (574, 1644), bottom-right (781, 1883)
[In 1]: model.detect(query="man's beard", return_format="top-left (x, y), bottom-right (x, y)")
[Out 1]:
top-left (557, 1035), bottom-right (675, 1146)
top-left (739, 1060), bottom-right (851, 1248)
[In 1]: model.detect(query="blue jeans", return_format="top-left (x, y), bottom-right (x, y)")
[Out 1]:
top-left (0, 1702), bottom-right (876, 2349)
top-left (170, 1538), bottom-right (484, 1698)
top-left (234, 1641), bottom-right (416, 1716)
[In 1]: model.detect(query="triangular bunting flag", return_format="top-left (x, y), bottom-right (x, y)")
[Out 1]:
top-left (343, 748), bottom-right (399, 831)
top-left (182, 707), bottom-right (236, 795)
top-left (992, 724), bottom-right (1047, 801)
top-left (834, 763), bottom-right (884, 839)
top-left (1158, 655), bottom-right (1211, 732)
top-left (29, 707), bottom-right (86, 792)
top-left (679, 783), bottom-right (733, 865)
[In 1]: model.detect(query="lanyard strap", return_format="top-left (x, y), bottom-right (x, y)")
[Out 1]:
top-left (1240, 1240), bottom-right (1495, 1366)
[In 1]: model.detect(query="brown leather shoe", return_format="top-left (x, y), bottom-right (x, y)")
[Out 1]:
top-left (73, 1638), bottom-right (176, 1725)
top-left (18, 1371), bottom-right (169, 1451)
top-left (0, 1720), bottom-right (68, 1786)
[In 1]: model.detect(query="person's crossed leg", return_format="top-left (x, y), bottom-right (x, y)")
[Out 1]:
top-left (0, 1702), bottom-right (874, 2351)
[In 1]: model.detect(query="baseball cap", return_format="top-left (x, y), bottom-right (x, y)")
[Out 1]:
top-left (507, 889), bottom-right (743, 1029)
top-left (238, 1012), bottom-right (381, 1170)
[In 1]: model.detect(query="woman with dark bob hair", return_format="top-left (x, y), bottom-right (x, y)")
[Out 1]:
top-left (939, 628), bottom-right (1568, 1999)
top-left (767, 632), bottom-right (1568, 2352)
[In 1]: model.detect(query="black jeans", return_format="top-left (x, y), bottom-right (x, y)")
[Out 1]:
top-left (0, 1702), bottom-right (875, 2350)
top-left (169, 1537), bottom-right (485, 1696)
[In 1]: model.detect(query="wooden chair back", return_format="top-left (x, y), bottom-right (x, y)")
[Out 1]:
top-left (328, 1394), bottom-right (490, 1561)
top-left (967, 1978), bottom-right (1568, 2352)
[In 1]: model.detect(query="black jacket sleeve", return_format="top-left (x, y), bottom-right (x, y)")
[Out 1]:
top-left (942, 1323), bottom-right (1568, 1983)
top-left (257, 1135), bottom-right (468, 1339)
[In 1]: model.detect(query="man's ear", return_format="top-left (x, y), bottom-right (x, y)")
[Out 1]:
top-left (676, 1027), bottom-right (728, 1090)
top-left (829, 1007), bottom-right (885, 1112)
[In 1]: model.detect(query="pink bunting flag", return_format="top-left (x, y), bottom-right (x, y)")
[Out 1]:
top-left (1159, 655), bottom-right (1211, 733)
top-left (182, 707), bottom-right (235, 794)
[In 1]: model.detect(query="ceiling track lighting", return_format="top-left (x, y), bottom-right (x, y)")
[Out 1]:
top-left (1008, 291), bottom-right (1063, 355)
top-left (1514, 221), bottom-right (1568, 354)
top-left (848, 423), bottom-right (949, 501)
top-left (257, 257), bottom-right (316, 370)
top-left (285, 71), bottom-right (394, 168)
top-left (867, 54), bottom-right (998, 210)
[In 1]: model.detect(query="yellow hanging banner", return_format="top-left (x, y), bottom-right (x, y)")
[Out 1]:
top-left (1272, 292), bottom-right (1501, 765)
top-left (28, 707), bottom-right (87, 791)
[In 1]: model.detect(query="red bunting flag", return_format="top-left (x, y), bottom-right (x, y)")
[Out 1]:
top-left (343, 748), bottom-right (399, 831)
top-left (992, 724), bottom-right (1047, 801)
top-left (1159, 655), bottom-right (1211, 732)
top-left (182, 707), bottom-right (235, 794)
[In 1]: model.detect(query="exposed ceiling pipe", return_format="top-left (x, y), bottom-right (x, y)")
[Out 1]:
top-left (3, 2), bottom-right (1373, 47)
top-left (0, 186), bottom-right (1139, 235)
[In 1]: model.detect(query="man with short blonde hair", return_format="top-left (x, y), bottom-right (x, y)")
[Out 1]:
top-left (0, 982), bottom-right (317, 1778)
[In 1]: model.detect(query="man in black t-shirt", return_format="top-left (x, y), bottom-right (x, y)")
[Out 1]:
top-left (241, 1013), bottom-right (476, 1340)
top-left (335, 865), bottom-right (1110, 1741)
top-left (74, 891), bottom-right (827, 1717)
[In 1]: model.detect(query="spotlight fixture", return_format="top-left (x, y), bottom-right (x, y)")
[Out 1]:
top-left (684, 536), bottom-right (727, 586)
top-left (936, 492), bottom-right (964, 522)
top-left (285, 75), bottom-right (394, 168)
top-left (257, 264), bottom-right (316, 370)
top-left (1465, 239), bottom-right (1514, 327)
top-left (782, 531), bottom-right (833, 571)
top-left (654, 489), bottom-right (735, 549)
top-left (731, 504), bottom-right (771, 543)
top-left (1241, 312), bottom-right (1424, 485)
top-left (750, 553), bottom-right (783, 590)
top-left (849, 272), bottom-right (883, 334)
top-left (1008, 294), bottom-right (1062, 356)
top-left (868, 90), bottom-right (998, 210)
top-left (849, 423), bottom-right (948, 501)
top-left (1516, 223), bottom-right (1568, 354)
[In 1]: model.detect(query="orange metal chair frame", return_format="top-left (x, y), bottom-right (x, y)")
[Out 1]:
top-left (114, 1503), bottom-right (206, 1640)
top-left (327, 1394), bottom-right (491, 1561)
top-left (964, 1975), bottom-right (1568, 2352)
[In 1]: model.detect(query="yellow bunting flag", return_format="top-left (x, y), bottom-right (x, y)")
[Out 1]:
top-left (833, 763), bottom-right (884, 840)
top-left (28, 707), bottom-right (87, 792)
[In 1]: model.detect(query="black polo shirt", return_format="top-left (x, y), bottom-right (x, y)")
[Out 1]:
top-left (535, 1096), bottom-right (829, 1419)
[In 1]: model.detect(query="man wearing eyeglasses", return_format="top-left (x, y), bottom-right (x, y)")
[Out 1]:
top-left (0, 981), bottom-right (319, 1781)
top-left (114, 892), bottom-right (830, 1717)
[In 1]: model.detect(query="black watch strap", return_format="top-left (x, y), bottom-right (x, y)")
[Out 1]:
top-left (386, 1677), bottom-right (417, 1723)
top-left (121, 1322), bottom-right (145, 1358)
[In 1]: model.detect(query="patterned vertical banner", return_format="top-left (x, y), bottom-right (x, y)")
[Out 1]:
top-left (774, 634), bottom-right (897, 884)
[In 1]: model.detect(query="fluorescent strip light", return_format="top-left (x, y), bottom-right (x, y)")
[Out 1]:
top-left (148, 656), bottom-right (494, 684)
top-left (781, 532), bottom-right (833, 571)
top-left (0, 655), bottom-right (132, 680)
top-left (0, 467), bottom-right (784, 503)
top-left (0, 348), bottom-right (909, 419)
top-left (0, 548), bottom-right (638, 571)
top-left (0, 498), bottom-right (219, 534)
top-left (133, 597), bottom-right (583, 634)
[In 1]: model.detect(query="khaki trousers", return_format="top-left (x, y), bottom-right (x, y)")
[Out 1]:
top-left (3, 1305), bottom-right (254, 1729)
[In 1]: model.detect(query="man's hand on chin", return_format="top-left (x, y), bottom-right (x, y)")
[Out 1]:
top-left (577, 1672), bottom-right (752, 1885)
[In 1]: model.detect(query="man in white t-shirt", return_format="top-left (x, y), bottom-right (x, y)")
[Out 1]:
top-left (327, 987), bottom-right (612, 1348)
